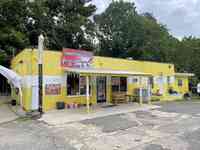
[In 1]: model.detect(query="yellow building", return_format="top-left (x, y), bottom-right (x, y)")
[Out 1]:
top-left (11, 49), bottom-right (194, 112)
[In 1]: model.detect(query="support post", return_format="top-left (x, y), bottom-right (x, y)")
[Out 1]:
top-left (86, 76), bottom-right (90, 113)
top-left (38, 34), bottom-right (44, 114)
top-left (139, 87), bottom-right (143, 105)
top-left (147, 84), bottom-right (151, 105)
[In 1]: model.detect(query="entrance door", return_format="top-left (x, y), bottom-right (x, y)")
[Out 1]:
top-left (96, 77), bottom-right (107, 103)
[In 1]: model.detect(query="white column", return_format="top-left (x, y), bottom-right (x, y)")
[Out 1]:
top-left (38, 34), bottom-right (44, 65)
top-left (38, 34), bottom-right (44, 113)
top-left (139, 87), bottom-right (143, 105)
top-left (147, 84), bottom-right (151, 104)
top-left (86, 76), bottom-right (90, 113)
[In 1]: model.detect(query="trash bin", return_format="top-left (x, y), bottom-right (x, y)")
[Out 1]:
top-left (11, 99), bottom-right (17, 106)
top-left (56, 102), bottom-right (65, 110)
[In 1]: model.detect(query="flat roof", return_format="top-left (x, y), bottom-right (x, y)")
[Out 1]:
top-left (175, 73), bottom-right (195, 77)
top-left (65, 68), bottom-right (152, 76)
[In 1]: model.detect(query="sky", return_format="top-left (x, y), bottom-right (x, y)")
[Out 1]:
top-left (92, 0), bottom-right (200, 39)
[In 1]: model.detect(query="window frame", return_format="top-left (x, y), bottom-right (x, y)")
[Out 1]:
top-left (66, 74), bottom-right (92, 97)
top-left (132, 77), bottom-right (138, 84)
top-left (178, 79), bottom-right (183, 87)
top-left (111, 77), bottom-right (127, 92)
top-left (149, 77), bottom-right (154, 89)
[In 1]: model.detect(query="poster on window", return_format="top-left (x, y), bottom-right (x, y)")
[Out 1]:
top-left (155, 76), bottom-right (164, 86)
top-left (61, 48), bottom-right (93, 68)
top-left (80, 76), bottom-right (86, 95)
top-left (45, 84), bottom-right (61, 95)
top-left (111, 77), bottom-right (120, 86)
top-left (80, 76), bottom-right (86, 87)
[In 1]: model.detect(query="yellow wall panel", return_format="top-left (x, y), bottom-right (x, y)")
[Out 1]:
top-left (10, 49), bottom-right (191, 112)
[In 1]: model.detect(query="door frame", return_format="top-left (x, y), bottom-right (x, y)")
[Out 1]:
top-left (96, 76), bottom-right (107, 103)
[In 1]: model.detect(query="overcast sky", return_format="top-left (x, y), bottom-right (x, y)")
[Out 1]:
top-left (92, 0), bottom-right (200, 39)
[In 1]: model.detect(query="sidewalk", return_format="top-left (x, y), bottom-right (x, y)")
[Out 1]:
top-left (40, 103), bottom-right (161, 126)
top-left (0, 104), bottom-right (18, 124)
top-left (0, 96), bottom-right (18, 124)
top-left (0, 96), bottom-right (10, 105)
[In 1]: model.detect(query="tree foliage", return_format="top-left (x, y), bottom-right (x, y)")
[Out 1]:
top-left (0, 0), bottom-right (200, 82)
top-left (94, 1), bottom-right (200, 82)
top-left (94, 1), bottom-right (175, 62)
top-left (0, 0), bottom-right (96, 65)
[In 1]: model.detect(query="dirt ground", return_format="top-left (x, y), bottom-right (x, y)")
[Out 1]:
top-left (1, 100), bottom-right (200, 150)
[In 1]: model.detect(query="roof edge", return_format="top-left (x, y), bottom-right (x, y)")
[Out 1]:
top-left (175, 73), bottom-right (195, 77)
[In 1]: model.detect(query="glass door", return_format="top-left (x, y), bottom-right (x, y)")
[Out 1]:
top-left (96, 77), bottom-right (107, 103)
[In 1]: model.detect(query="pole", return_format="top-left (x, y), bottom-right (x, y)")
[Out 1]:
top-left (38, 34), bottom-right (44, 114)
top-left (86, 76), bottom-right (90, 113)
top-left (139, 87), bottom-right (143, 105)
top-left (147, 84), bottom-right (151, 105)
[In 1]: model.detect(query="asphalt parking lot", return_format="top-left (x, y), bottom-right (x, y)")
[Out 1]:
top-left (1, 100), bottom-right (200, 150)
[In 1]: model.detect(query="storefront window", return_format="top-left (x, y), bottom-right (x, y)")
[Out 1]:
top-left (67, 74), bottom-right (80, 96)
top-left (80, 76), bottom-right (86, 95)
top-left (120, 77), bottom-right (127, 91)
top-left (67, 74), bottom-right (91, 96)
top-left (111, 77), bottom-right (120, 92)
top-left (178, 79), bottom-right (183, 87)
top-left (132, 78), bottom-right (138, 84)
top-left (111, 77), bottom-right (127, 92)
top-left (149, 77), bottom-right (154, 88)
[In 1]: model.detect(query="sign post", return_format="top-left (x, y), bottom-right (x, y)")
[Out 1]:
top-left (38, 34), bottom-right (44, 114)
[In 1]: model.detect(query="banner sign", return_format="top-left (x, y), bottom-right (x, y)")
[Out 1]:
top-left (61, 48), bottom-right (93, 68)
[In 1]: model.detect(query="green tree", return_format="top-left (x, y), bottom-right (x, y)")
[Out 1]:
top-left (0, 0), bottom-right (96, 65)
top-left (173, 37), bottom-right (200, 81)
top-left (94, 1), bottom-right (140, 57)
top-left (0, 0), bottom-right (29, 65)
top-left (27, 0), bottom-right (96, 50)
top-left (94, 1), bottom-right (175, 62)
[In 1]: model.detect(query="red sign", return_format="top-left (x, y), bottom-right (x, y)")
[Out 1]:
top-left (61, 48), bottom-right (93, 68)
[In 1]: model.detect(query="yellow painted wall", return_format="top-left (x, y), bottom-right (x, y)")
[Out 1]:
top-left (175, 77), bottom-right (189, 94)
top-left (11, 49), bottom-right (175, 76)
top-left (11, 49), bottom-right (191, 111)
top-left (93, 56), bottom-right (176, 99)
top-left (93, 56), bottom-right (175, 75)
top-left (11, 50), bottom-right (32, 111)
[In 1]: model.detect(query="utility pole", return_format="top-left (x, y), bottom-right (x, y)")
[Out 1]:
top-left (38, 34), bottom-right (44, 115)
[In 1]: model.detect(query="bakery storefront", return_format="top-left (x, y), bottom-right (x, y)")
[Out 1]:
top-left (11, 48), bottom-right (153, 112)
top-left (61, 49), bottom-right (152, 112)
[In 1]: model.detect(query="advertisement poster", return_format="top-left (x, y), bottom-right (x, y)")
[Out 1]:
top-left (45, 84), bottom-right (61, 95)
top-left (61, 48), bottom-right (93, 68)
top-left (111, 77), bottom-right (120, 86)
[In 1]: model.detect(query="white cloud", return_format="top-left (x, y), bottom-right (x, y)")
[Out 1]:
top-left (91, 0), bottom-right (111, 14)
